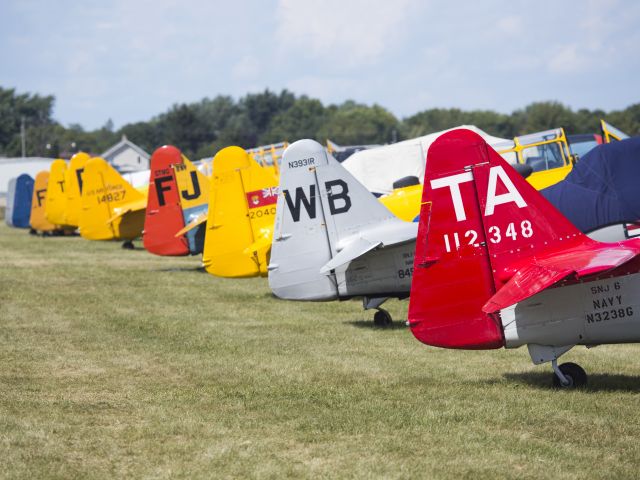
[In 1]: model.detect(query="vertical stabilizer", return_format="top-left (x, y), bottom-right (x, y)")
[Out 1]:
top-left (409, 129), bottom-right (587, 349)
top-left (203, 146), bottom-right (279, 277)
top-left (268, 139), bottom-right (404, 300)
top-left (80, 157), bottom-right (146, 240)
top-left (45, 159), bottom-right (69, 226)
top-left (6, 174), bottom-right (34, 228)
top-left (30, 171), bottom-right (57, 232)
top-left (143, 146), bottom-right (189, 255)
top-left (173, 153), bottom-right (210, 254)
top-left (63, 152), bottom-right (90, 227)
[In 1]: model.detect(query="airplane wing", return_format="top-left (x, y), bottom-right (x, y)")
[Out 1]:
top-left (106, 198), bottom-right (147, 224)
top-left (319, 221), bottom-right (417, 274)
top-left (174, 211), bottom-right (208, 237)
top-left (243, 233), bottom-right (272, 258)
top-left (483, 242), bottom-right (640, 313)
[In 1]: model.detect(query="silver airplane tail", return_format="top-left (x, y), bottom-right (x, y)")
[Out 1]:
top-left (268, 139), bottom-right (416, 303)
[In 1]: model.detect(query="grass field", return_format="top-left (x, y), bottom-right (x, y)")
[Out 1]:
top-left (1, 223), bottom-right (640, 479)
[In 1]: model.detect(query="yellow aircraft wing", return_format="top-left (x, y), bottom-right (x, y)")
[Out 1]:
top-left (601, 120), bottom-right (630, 143)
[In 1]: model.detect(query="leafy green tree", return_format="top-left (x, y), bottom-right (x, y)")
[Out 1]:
top-left (509, 101), bottom-right (577, 135)
top-left (401, 108), bottom-right (514, 139)
top-left (606, 103), bottom-right (640, 136)
top-left (318, 102), bottom-right (399, 145)
top-left (0, 87), bottom-right (55, 156)
top-left (262, 96), bottom-right (327, 144)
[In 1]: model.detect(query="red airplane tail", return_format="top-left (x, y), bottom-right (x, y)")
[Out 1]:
top-left (143, 145), bottom-right (190, 256)
top-left (409, 129), bottom-right (601, 349)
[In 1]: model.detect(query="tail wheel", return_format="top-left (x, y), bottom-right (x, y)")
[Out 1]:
top-left (373, 309), bottom-right (392, 327)
top-left (553, 362), bottom-right (587, 389)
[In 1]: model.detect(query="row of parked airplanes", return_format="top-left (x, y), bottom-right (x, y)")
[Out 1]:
top-left (5, 122), bottom-right (640, 388)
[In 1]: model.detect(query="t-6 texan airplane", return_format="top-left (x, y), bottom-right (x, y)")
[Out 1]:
top-left (268, 139), bottom-right (419, 325)
top-left (408, 129), bottom-right (640, 388)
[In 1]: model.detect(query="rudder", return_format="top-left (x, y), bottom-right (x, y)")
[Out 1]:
top-left (143, 145), bottom-right (189, 255)
top-left (203, 146), bottom-right (278, 277)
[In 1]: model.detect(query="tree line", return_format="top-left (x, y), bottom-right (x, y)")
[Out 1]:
top-left (1, 86), bottom-right (638, 160)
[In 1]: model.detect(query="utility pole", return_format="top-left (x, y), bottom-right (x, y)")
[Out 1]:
top-left (20, 117), bottom-right (26, 158)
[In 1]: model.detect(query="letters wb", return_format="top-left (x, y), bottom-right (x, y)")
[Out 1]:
top-left (284, 179), bottom-right (351, 222)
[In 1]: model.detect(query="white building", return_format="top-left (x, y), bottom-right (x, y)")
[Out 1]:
top-left (0, 157), bottom-right (54, 200)
top-left (101, 135), bottom-right (150, 172)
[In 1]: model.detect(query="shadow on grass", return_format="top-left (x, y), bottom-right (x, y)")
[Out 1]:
top-left (156, 266), bottom-right (207, 273)
top-left (504, 371), bottom-right (640, 392)
top-left (346, 320), bottom-right (408, 330)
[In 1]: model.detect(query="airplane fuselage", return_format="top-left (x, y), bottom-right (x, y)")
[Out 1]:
top-left (501, 270), bottom-right (640, 349)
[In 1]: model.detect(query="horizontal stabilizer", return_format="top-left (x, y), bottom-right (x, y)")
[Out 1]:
top-left (484, 242), bottom-right (640, 312)
top-left (175, 211), bottom-right (208, 237)
top-left (320, 237), bottom-right (381, 274)
top-left (243, 234), bottom-right (272, 258)
top-left (319, 222), bottom-right (417, 274)
top-left (107, 198), bottom-right (147, 224)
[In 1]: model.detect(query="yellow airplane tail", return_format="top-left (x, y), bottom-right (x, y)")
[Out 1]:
top-left (80, 157), bottom-right (146, 241)
top-left (45, 159), bottom-right (70, 226)
top-left (203, 146), bottom-right (279, 278)
top-left (64, 152), bottom-right (90, 227)
top-left (30, 171), bottom-right (58, 233)
top-left (173, 154), bottom-right (211, 253)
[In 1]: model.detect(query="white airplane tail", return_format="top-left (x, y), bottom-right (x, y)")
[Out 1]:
top-left (268, 139), bottom-right (412, 301)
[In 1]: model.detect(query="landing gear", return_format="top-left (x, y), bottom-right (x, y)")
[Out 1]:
top-left (363, 297), bottom-right (394, 327)
top-left (552, 360), bottom-right (587, 389)
top-left (121, 240), bottom-right (135, 250)
top-left (373, 309), bottom-right (393, 327)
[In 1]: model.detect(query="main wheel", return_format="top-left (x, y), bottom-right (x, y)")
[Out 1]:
top-left (122, 240), bottom-right (134, 250)
top-left (553, 362), bottom-right (587, 389)
top-left (373, 310), bottom-right (392, 327)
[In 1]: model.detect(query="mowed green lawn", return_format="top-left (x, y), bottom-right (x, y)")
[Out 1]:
top-left (1, 223), bottom-right (640, 479)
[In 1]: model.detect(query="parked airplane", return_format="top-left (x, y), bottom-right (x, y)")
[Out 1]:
top-left (45, 159), bottom-right (70, 227)
top-left (45, 153), bottom-right (89, 228)
top-left (268, 139), bottom-right (419, 325)
top-left (63, 152), bottom-right (89, 227)
top-left (29, 171), bottom-right (58, 234)
top-left (5, 174), bottom-right (34, 228)
top-left (601, 119), bottom-right (629, 143)
top-left (79, 157), bottom-right (148, 246)
top-left (143, 145), bottom-right (209, 256)
top-left (201, 146), bottom-right (279, 277)
top-left (408, 129), bottom-right (640, 388)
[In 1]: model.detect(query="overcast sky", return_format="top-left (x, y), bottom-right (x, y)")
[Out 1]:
top-left (1, 0), bottom-right (638, 130)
